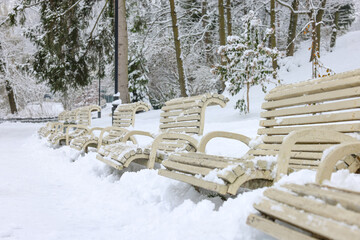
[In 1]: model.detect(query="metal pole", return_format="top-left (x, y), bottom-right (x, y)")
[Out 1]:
top-left (114, 0), bottom-right (119, 94)
top-left (98, 77), bottom-right (101, 118)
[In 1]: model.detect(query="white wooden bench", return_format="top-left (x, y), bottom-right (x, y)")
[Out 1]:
top-left (158, 69), bottom-right (360, 195)
top-left (70, 102), bottom-right (150, 152)
top-left (247, 184), bottom-right (360, 240)
top-left (38, 110), bottom-right (69, 138)
top-left (96, 93), bottom-right (229, 170)
top-left (49, 105), bottom-right (101, 145)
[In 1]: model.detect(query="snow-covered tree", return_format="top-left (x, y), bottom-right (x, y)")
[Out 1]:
top-left (213, 11), bottom-right (280, 113)
top-left (0, 1), bottom-right (48, 115)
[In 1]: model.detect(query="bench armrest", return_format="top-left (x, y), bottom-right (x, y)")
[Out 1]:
top-left (275, 128), bottom-right (359, 182)
top-left (148, 132), bottom-right (199, 169)
top-left (316, 142), bottom-right (360, 184)
top-left (97, 126), bottom-right (129, 148)
top-left (198, 131), bottom-right (251, 153)
top-left (65, 124), bottom-right (90, 145)
top-left (121, 130), bottom-right (154, 143)
top-left (89, 127), bottom-right (104, 135)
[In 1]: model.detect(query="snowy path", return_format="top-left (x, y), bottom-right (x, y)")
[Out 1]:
top-left (1, 122), bottom-right (358, 240)
top-left (0, 122), bottom-right (270, 240)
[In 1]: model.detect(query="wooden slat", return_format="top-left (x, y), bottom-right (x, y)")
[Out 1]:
top-left (289, 159), bottom-right (320, 166)
top-left (267, 69), bottom-right (360, 95)
top-left (283, 184), bottom-right (360, 212)
top-left (160, 108), bottom-right (202, 117)
top-left (113, 119), bottom-right (132, 124)
top-left (261, 112), bottom-right (360, 127)
top-left (177, 152), bottom-right (241, 163)
top-left (160, 121), bottom-right (201, 129)
top-left (162, 102), bottom-right (202, 111)
top-left (162, 127), bottom-right (200, 134)
top-left (262, 86), bottom-right (360, 110)
top-left (168, 154), bottom-right (231, 169)
top-left (257, 143), bottom-right (333, 152)
top-left (165, 95), bottom-right (206, 106)
top-left (263, 136), bottom-right (339, 144)
top-left (254, 199), bottom-right (360, 240)
top-left (289, 164), bottom-right (316, 170)
top-left (247, 214), bottom-right (316, 240)
top-left (248, 149), bottom-right (322, 159)
top-left (160, 114), bottom-right (201, 123)
top-left (264, 188), bottom-right (360, 227)
top-left (261, 99), bottom-right (360, 118)
top-left (265, 74), bottom-right (360, 101)
top-left (257, 123), bottom-right (360, 135)
top-left (163, 160), bottom-right (212, 175)
top-left (158, 169), bottom-right (228, 195)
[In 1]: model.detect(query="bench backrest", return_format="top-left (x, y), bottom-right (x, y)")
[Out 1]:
top-left (157, 93), bottom-right (228, 152)
top-left (76, 105), bottom-right (101, 125)
top-left (251, 69), bottom-right (360, 173)
top-left (112, 102), bottom-right (150, 128)
top-left (57, 111), bottom-right (68, 122)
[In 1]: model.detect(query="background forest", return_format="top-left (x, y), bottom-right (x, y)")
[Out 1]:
top-left (0, 0), bottom-right (359, 117)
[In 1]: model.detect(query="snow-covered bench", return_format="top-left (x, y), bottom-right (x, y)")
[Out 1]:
top-left (96, 93), bottom-right (229, 170)
top-left (48, 105), bottom-right (101, 145)
top-left (158, 68), bottom-right (360, 195)
top-left (247, 183), bottom-right (360, 240)
top-left (38, 110), bottom-right (69, 138)
top-left (70, 102), bottom-right (150, 152)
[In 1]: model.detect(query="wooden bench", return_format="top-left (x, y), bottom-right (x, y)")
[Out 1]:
top-left (96, 93), bottom-right (229, 170)
top-left (247, 184), bottom-right (360, 240)
top-left (49, 105), bottom-right (101, 145)
top-left (158, 68), bottom-right (360, 195)
top-left (38, 110), bottom-right (69, 138)
top-left (70, 102), bottom-right (150, 152)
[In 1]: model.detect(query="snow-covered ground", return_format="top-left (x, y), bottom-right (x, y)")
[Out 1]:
top-left (1, 31), bottom-right (360, 239)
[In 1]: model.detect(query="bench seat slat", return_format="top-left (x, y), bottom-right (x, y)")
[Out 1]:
top-left (254, 197), bottom-right (360, 240)
top-left (283, 184), bottom-right (360, 211)
top-left (264, 188), bottom-right (360, 228)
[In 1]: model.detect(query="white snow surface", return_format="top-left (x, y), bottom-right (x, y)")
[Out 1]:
top-left (1, 31), bottom-right (360, 239)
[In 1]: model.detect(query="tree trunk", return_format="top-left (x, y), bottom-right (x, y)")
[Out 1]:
top-left (169, 0), bottom-right (187, 97)
top-left (5, 80), bottom-right (17, 114)
top-left (226, 0), bottom-right (232, 36)
top-left (309, 0), bottom-right (326, 63)
top-left (330, 9), bottom-right (339, 50)
top-left (270, 0), bottom-right (277, 77)
top-left (246, 82), bottom-right (250, 113)
top-left (117, 0), bottom-right (130, 103)
top-left (218, 0), bottom-right (226, 92)
top-left (286, 0), bottom-right (299, 56)
top-left (202, 0), bottom-right (213, 65)
top-left (315, 0), bottom-right (326, 53)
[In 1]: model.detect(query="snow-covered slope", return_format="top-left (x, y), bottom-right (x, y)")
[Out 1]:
top-left (1, 31), bottom-right (360, 240)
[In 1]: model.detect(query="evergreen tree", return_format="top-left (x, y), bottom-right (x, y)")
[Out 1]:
top-left (128, 52), bottom-right (149, 103)
top-left (212, 11), bottom-right (279, 113)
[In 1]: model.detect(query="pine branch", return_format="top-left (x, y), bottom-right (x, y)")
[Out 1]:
top-left (88, 0), bottom-right (109, 40)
